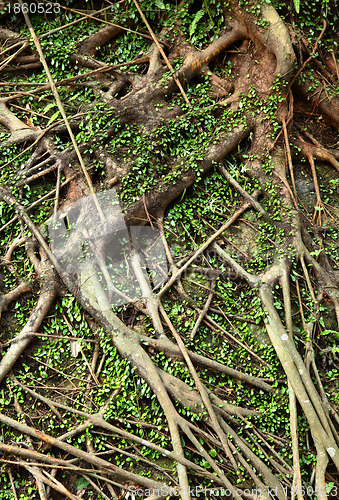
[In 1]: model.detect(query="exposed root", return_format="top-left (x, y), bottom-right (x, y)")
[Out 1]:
top-left (1, 1), bottom-right (339, 497)
top-left (0, 249), bottom-right (59, 384)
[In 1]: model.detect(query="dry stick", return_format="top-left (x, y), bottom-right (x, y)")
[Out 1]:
top-left (0, 412), bottom-right (168, 492)
top-left (24, 466), bottom-right (47, 500)
top-left (56, 2), bottom-right (154, 42)
top-left (227, 439), bottom-right (267, 491)
top-left (22, 153), bottom-right (53, 177)
top-left (0, 118), bottom-right (72, 171)
top-left (131, 0), bottom-right (192, 109)
top-left (1, 57), bottom-right (149, 101)
top-left (13, 398), bottom-right (48, 500)
top-left (0, 442), bottom-right (72, 467)
top-left (20, 2), bottom-right (105, 222)
top-left (0, 40), bottom-right (26, 58)
top-left (280, 270), bottom-right (304, 500)
top-left (25, 465), bottom-right (79, 500)
top-left (295, 280), bottom-right (309, 335)
top-left (39, 3), bottom-right (118, 39)
top-left (159, 201), bottom-right (253, 298)
top-left (2, 332), bottom-right (97, 347)
top-left (205, 310), bottom-right (271, 367)
top-left (289, 20), bottom-right (327, 91)
top-left (282, 116), bottom-right (297, 199)
top-left (11, 378), bottom-right (224, 484)
top-left (54, 161), bottom-right (61, 216)
top-left (44, 470), bottom-right (79, 500)
top-left (300, 253), bottom-right (317, 303)
top-left (173, 274), bottom-right (270, 367)
top-left (20, 161), bottom-right (60, 186)
top-left (217, 416), bottom-right (287, 499)
top-left (246, 424), bottom-right (293, 473)
top-left (159, 304), bottom-right (239, 473)
top-left (8, 469), bottom-right (18, 500)
top-left (200, 216), bottom-right (250, 259)
top-left (138, 331), bottom-right (273, 392)
top-left (103, 442), bottom-right (175, 482)
top-left (178, 423), bottom-right (242, 499)
top-left (240, 433), bottom-right (290, 479)
top-left (130, 250), bottom-right (166, 338)
top-left (81, 475), bottom-right (111, 500)
top-left (82, 472), bottom-right (132, 496)
top-left (0, 41), bottom-right (28, 73)
top-left (305, 148), bottom-right (323, 225)
top-left (218, 164), bottom-right (267, 216)
top-left (0, 459), bottom-right (101, 474)
top-left (61, 311), bottom-right (99, 385)
top-left (190, 278), bottom-right (215, 339)
top-left (9, 102), bottom-right (50, 119)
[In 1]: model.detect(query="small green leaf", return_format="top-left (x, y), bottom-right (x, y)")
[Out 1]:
top-left (43, 102), bottom-right (57, 113)
top-left (209, 449), bottom-right (217, 458)
top-left (320, 329), bottom-right (339, 338)
top-left (47, 110), bottom-right (60, 125)
top-left (189, 9), bottom-right (204, 38)
top-left (326, 482), bottom-right (334, 494)
top-left (293, 0), bottom-right (300, 13)
top-left (76, 477), bottom-right (90, 489)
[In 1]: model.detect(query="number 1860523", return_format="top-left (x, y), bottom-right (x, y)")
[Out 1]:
top-left (7, 3), bottom-right (60, 14)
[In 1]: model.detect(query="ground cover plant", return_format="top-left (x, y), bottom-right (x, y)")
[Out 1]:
top-left (0, 0), bottom-right (339, 498)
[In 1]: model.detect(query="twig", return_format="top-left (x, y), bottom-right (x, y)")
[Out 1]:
top-left (0, 411), bottom-right (169, 492)
top-left (131, 0), bottom-right (192, 109)
top-left (11, 377), bottom-right (221, 482)
top-left (0, 174), bottom-right (75, 234)
top-left (205, 309), bottom-right (271, 367)
top-left (57, 3), bottom-right (155, 42)
top-left (219, 164), bottom-right (267, 216)
top-left (159, 304), bottom-right (239, 473)
top-left (54, 161), bottom-right (61, 216)
top-left (61, 311), bottom-right (99, 384)
top-left (2, 332), bottom-right (97, 346)
top-left (289, 20), bottom-right (327, 89)
top-left (0, 41), bottom-right (28, 73)
top-left (39, 4), bottom-right (118, 39)
top-left (282, 115), bottom-right (297, 199)
top-left (8, 469), bottom-right (18, 500)
top-left (20, 1), bottom-right (105, 221)
top-left (81, 475), bottom-right (111, 500)
top-left (190, 278), bottom-right (215, 339)
top-left (159, 200), bottom-right (255, 297)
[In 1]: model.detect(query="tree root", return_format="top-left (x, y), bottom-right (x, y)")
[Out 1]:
top-left (0, 282), bottom-right (31, 321)
top-left (0, 249), bottom-right (59, 384)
